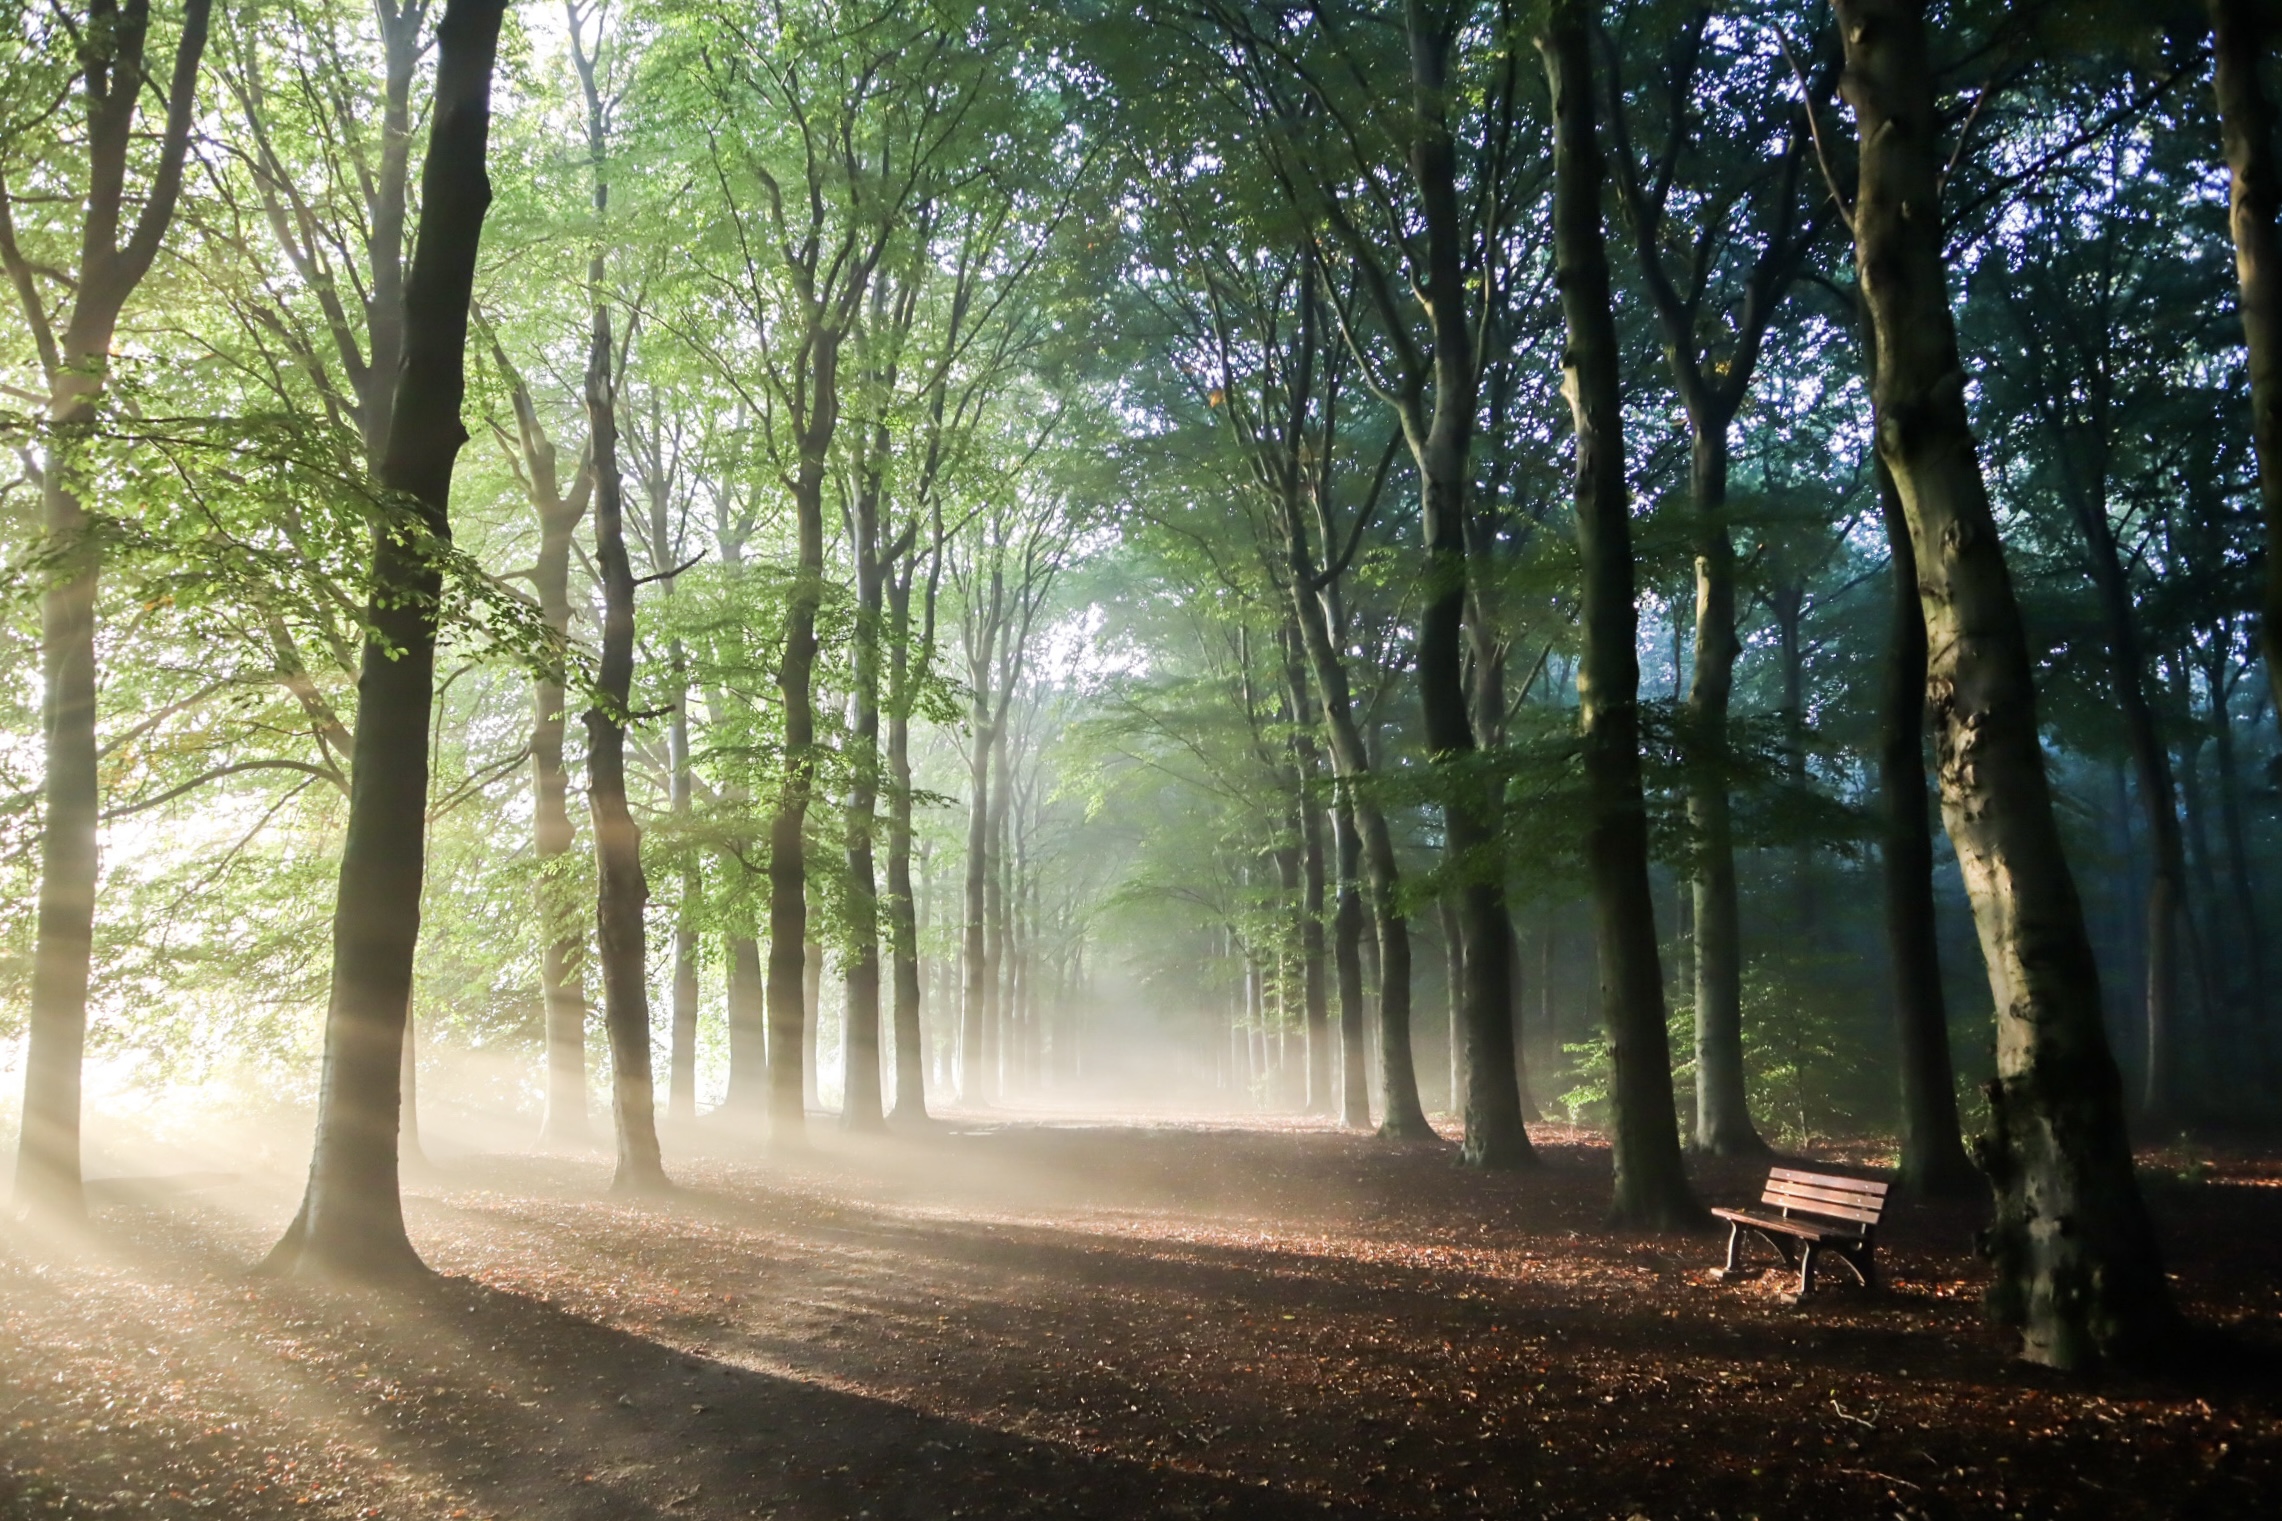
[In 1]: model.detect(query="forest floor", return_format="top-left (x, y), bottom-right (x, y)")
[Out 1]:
top-left (2, 1111), bottom-right (2279, 1521)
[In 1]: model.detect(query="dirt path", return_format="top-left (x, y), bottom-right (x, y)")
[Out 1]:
top-left (3, 1116), bottom-right (2278, 1519)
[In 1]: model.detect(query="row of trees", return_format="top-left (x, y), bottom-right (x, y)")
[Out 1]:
top-left (5, 0), bottom-right (2278, 1372)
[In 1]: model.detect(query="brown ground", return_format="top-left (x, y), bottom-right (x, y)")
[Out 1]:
top-left (3, 1114), bottom-right (2278, 1520)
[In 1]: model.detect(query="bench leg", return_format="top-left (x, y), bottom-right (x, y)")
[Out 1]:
top-left (1720, 1221), bottom-right (1746, 1277)
top-left (1838, 1244), bottom-right (1878, 1291)
top-left (1793, 1241), bottom-right (1818, 1302)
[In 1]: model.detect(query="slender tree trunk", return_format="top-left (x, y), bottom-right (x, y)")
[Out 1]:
top-left (668, 659), bottom-right (699, 1125)
top-left (1357, 801), bottom-right (1430, 1137)
top-left (727, 937), bottom-right (766, 1111)
top-left (265, 0), bottom-right (507, 1278)
top-left (1837, 0), bottom-right (2173, 1368)
top-left (1540, 0), bottom-right (1700, 1230)
top-left (984, 723), bottom-right (1013, 1102)
top-left (802, 940), bottom-right (824, 1111)
top-left (10, 0), bottom-right (215, 1222)
top-left (1403, 1), bottom-right (1527, 1169)
top-left (1280, 543), bottom-right (1428, 1134)
top-left (2070, 499), bottom-right (2192, 1121)
top-left (1298, 756), bottom-right (1331, 1114)
top-left (768, 457), bottom-right (828, 1141)
top-left (1873, 410), bottom-right (1977, 1197)
top-left (1332, 791), bottom-right (1372, 1128)
top-left (1683, 426), bottom-right (1761, 1155)
top-left (1441, 894), bottom-right (1465, 1115)
top-left (843, 478), bottom-right (886, 1130)
top-left (572, 21), bottom-right (664, 1195)
top-left (886, 568), bottom-right (931, 1122)
top-left (961, 724), bottom-right (992, 1106)
top-left (2208, 676), bottom-right (2268, 1052)
top-left (2210, 0), bottom-right (2282, 718)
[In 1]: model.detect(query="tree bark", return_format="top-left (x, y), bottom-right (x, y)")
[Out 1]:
top-left (1403, 0), bottom-right (1527, 1170)
top-left (1683, 428), bottom-right (1761, 1155)
top-left (885, 526), bottom-right (944, 1123)
top-left (1276, 485), bottom-right (1428, 1134)
top-left (842, 456), bottom-right (888, 1129)
top-left (767, 439), bottom-right (831, 1144)
top-left (1539, 0), bottom-right (1700, 1231)
top-left (1837, 0), bottom-right (2173, 1368)
top-left (668, 656), bottom-right (698, 1125)
top-left (2210, 0), bottom-right (2282, 718)
top-left (571, 14), bottom-right (665, 1195)
top-left (266, 0), bottom-right (507, 1278)
top-left (1332, 789), bottom-right (1372, 1128)
top-left (1297, 748), bottom-right (1332, 1114)
top-left (1873, 406), bottom-right (1977, 1197)
top-left (727, 936), bottom-right (767, 1111)
top-left (6, 0), bottom-right (214, 1221)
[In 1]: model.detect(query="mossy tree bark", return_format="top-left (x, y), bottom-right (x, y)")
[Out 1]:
top-left (1539, 0), bottom-right (1702, 1231)
top-left (1836, 0), bottom-right (2174, 1368)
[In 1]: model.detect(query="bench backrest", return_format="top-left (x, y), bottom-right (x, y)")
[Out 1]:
top-left (1761, 1168), bottom-right (1889, 1237)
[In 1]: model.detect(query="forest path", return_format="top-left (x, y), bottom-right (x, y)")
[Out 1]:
top-left (3, 1115), bottom-right (2279, 1519)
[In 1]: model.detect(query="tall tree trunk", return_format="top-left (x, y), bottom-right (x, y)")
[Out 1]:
top-left (2207, 672), bottom-right (2268, 1060)
top-left (984, 722), bottom-right (1014, 1102)
top-left (571, 16), bottom-right (664, 1195)
top-left (1683, 425), bottom-right (1761, 1155)
top-left (727, 937), bottom-right (766, 1111)
top-left (668, 655), bottom-right (698, 1125)
top-left (843, 473), bottom-right (887, 1130)
top-left (767, 454), bottom-right (830, 1142)
top-left (1297, 754), bottom-right (1331, 1114)
top-left (1279, 518), bottom-right (1428, 1134)
top-left (1332, 790), bottom-right (1372, 1128)
top-left (532, 470), bottom-right (590, 1142)
top-left (1539, 0), bottom-right (1700, 1230)
top-left (2066, 492), bottom-right (2193, 1120)
top-left (1440, 894), bottom-right (1465, 1115)
top-left (803, 940), bottom-right (824, 1112)
top-left (265, 0), bottom-right (507, 1278)
top-left (2210, 0), bottom-right (2282, 718)
top-left (1874, 409), bottom-right (1977, 1197)
top-left (1837, 0), bottom-right (2173, 1369)
top-left (961, 718), bottom-right (993, 1106)
top-left (7, 0), bottom-right (215, 1221)
top-left (1403, 0), bottom-right (1527, 1170)
top-left (885, 562), bottom-right (932, 1121)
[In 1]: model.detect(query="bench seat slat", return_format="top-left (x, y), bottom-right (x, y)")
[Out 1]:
top-left (1761, 1183), bottom-right (1886, 1223)
top-left (1757, 1192), bottom-right (1881, 1226)
top-left (1711, 1207), bottom-right (1841, 1242)
top-left (1769, 1168), bottom-right (1888, 1197)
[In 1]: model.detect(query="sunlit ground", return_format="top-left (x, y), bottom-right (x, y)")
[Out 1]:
top-left (3, 1072), bottom-right (2279, 1519)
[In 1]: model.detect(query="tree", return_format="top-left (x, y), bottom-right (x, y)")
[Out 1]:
top-left (1538, 0), bottom-right (1700, 1231)
top-left (1835, 0), bottom-right (2173, 1368)
top-left (2, 0), bottom-right (214, 1219)
top-left (569, 0), bottom-right (666, 1193)
top-left (1602, 5), bottom-right (1834, 1156)
top-left (265, 0), bottom-right (511, 1278)
top-left (2206, 0), bottom-right (2282, 717)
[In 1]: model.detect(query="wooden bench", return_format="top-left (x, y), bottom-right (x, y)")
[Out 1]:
top-left (1710, 1168), bottom-right (1889, 1301)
